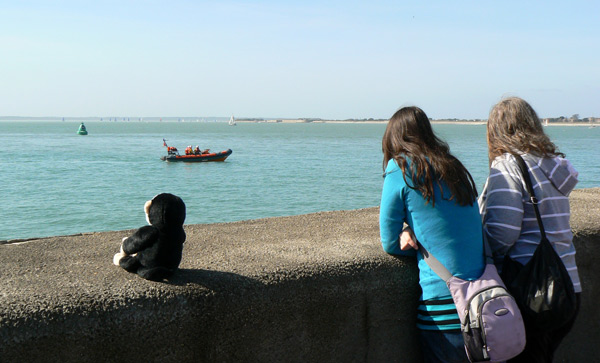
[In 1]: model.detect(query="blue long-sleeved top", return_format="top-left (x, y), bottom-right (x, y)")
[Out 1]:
top-left (379, 159), bottom-right (485, 302)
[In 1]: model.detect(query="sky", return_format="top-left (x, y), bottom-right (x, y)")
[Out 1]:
top-left (0, 0), bottom-right (598, 120)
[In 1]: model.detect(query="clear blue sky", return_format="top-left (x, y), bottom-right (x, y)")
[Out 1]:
top-left (1, 1), bottom-right (598, 119)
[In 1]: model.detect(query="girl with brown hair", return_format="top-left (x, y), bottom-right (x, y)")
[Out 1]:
top-left (380, 106), bottom-right (483, 362)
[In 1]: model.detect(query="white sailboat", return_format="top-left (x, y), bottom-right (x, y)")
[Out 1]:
top-left (229, 115), bottom-right (237, 126)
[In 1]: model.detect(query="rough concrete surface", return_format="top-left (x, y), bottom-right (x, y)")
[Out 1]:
top-left (1, 188), bottom-right (599, 362)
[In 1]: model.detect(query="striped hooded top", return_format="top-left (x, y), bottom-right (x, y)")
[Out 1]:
top-left (478, 152), bottom-right (581, 293)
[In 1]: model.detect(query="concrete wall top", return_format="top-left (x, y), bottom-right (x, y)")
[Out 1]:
top-left (1, 188), bottom-right (599, 362)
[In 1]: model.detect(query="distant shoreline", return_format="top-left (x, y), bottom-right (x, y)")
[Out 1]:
top-left (1, 118), bottom-right (597, 127)
top-left (237, 119), bottom-right (596, 127)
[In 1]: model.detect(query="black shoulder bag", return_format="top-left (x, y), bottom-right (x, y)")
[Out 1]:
top-left (500, 154), bottom-right (577, 331)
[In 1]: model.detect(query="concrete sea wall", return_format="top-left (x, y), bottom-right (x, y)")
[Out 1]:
top-left (1, 188), bottom-right (599, 362)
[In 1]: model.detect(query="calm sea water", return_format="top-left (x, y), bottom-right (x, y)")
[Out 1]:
top-left (1, 121), bottom-right (598, 241)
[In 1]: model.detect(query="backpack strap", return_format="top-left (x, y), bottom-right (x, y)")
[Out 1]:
top-left (513, 154), bottom-right (548, 240)
top-left (419, 236), bottom-right (494, 282)
top-left (418, 243), bottom-right (453, 282)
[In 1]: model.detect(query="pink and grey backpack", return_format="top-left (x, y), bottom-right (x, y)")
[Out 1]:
top-left (419, 241), bottom-right (526, 362)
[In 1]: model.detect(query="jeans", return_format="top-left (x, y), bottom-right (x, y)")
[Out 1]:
top-left (419, 329), bottom-right (469, 363)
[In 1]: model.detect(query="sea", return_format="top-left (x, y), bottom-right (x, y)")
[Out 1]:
top-left (1, 120), bottom-right (598, 241)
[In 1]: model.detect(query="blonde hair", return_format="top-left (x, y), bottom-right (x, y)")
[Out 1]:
top-left (487, 97), bottom-right (564, 164)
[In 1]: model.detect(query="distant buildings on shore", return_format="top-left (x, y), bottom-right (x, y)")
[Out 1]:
top-left (542, 115), bottom-right (597, 124)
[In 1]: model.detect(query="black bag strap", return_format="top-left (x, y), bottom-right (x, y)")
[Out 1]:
top-left (513, 154), bottom-right (548, 240)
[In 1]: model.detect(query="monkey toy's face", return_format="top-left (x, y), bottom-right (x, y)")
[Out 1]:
top-left (144, 199), bottom-right (153, 225)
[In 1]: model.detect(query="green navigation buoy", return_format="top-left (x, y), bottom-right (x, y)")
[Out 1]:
top-left (77, 123), bottom-right (88, 135)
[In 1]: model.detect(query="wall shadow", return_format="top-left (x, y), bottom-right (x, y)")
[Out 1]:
top-left (166, 268), bottom-right (264, 292)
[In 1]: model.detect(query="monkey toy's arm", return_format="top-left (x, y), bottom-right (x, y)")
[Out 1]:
top-left (122, 225), bottom-right (159, 255)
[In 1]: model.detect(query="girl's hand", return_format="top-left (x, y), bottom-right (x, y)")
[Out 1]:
top-left (400, 227), bottom-right (418, 251)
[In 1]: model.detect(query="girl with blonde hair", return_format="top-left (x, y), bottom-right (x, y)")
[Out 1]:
top-left (479, 97), bottom-right (581, 362)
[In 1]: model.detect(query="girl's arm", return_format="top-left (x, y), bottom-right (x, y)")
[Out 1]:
top-left (480, 157), bottom-right (525, 257)
top-left (379, 169), bottom-right (417, 257)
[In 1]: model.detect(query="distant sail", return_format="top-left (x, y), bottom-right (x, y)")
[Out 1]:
top-left (229, 115), bottom-right (237, 126)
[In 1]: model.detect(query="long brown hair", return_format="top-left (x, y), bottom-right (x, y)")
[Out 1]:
top-left (382, 106), bottom-right (477, 206)
top-left (487, 97), bottom-right (564, 164)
